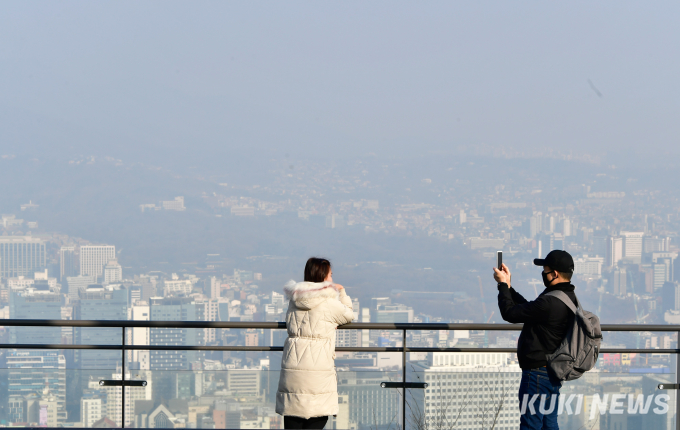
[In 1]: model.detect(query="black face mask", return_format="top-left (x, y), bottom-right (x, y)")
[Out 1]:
top-left (541, 271), bottom-right (553, 288)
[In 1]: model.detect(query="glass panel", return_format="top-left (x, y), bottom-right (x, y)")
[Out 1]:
top-left (404, 352), bottom-right (678, 430)
top-left (600, 331), bottom-right (678, 351)
top-left (116, 353), bottom-right (401, 430)
top-left (0, 351), bottom-right (123, 428)
top-left (0, 327), bottom-right (679, 428)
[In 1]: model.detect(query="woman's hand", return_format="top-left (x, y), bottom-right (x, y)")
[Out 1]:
top-left (334, 284), bottom-right (345, 330)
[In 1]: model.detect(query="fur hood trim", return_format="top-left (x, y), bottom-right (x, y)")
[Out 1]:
top-left (283, 280), bottom-right (340, 301)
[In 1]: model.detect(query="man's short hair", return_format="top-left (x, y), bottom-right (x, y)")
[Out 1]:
top-left (558, 271), bottom-right (573, 282)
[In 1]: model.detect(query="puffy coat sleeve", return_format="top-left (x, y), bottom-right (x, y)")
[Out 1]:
top-left (327, 289), bottom-right (355, 326)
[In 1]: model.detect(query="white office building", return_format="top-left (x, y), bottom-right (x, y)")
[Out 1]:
top-left (80, 398), bottom-right (102, 428)
top-left (226, 367), bottom-right (263, 398)
top-left (606, 237), bottom-right (623, 267)
top-left (413, 353), bottom-right (522, 430)
top-left (163, 277), bottom-right (194, 296)
top-left (80, 245), bottom-right (116, 279)
top-left (103, 259), bottom-right (123, 284)
top-left (574, 255), bottom-right (604, 277)
top-left (129, 304), bottom-right (150, 370)
top-left (621, 231), bottom-right (644, 262)
top-left (652, 252), bottom-right (678, 290)
top-left (197, 298), bottom-right (221, 343)
top-left (161, 196), bottom-right (185, 211)
top-left (105, 371), bottom-right (153, 427)
top-left (0, 236), bottom-right (46, 278)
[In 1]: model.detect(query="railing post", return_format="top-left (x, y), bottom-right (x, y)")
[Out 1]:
top-left (402, 328), bottom-right (406, 430)
top-left (677, 330), bottom-right (680, 430)
top-left (122, 326), bottom-right (126, 429)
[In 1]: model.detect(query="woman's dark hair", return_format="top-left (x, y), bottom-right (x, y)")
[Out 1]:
top-left (304, 257), bottom-right (332, 283)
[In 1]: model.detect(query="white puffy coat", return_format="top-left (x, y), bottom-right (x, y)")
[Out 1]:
top-left (275, 280), bottom-right (354, 419)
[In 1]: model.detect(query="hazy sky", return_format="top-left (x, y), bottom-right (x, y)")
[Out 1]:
top-left (2, 1), bottom-right (679, 163)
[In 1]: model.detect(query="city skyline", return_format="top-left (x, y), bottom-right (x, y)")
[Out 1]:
top-left (1, 1), bottom-right (679, 428)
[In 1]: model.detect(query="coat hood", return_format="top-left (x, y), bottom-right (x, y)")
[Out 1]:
top-left (283, 280), bottom-right (341, 310)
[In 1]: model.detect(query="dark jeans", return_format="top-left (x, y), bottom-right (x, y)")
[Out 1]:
top-left (284, 416), bottom-right (328, 429)
top-left (518, 367), bottom-right (561, 430)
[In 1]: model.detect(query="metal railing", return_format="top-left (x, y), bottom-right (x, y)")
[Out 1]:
top-left (2, 320), bottom-right (680, 429)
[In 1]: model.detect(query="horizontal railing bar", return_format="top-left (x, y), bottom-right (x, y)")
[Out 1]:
top-left (0, 320), bottom-right (288, 329)
top-left (1, 320), bottom-right (679, 332)
top-left (0, 343), bottom-right (675, 354)
top-left (0, 344), bottom-right (122, 350)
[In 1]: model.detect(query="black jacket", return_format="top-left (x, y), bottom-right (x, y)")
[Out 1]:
top-left (497, 281), bottom-right (577, 369)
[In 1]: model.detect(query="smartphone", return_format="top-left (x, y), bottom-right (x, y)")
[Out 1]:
top-left (497, 251), bottom-right (503, 270)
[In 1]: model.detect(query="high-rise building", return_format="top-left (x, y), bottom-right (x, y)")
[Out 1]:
top-left (562, 218), bottom-right (572, 237)
top-left (198, 298), bottom-right (220, 343)
top-left (649, 252), bottom-right (678, 292)
top-left (372, 303), bottom-right (414, 323)
top-left (10, 290), bottom-right (62, 344)
top-left (59, 246), bottom-right (78, 282)
top-left (621, 231), bottom-right (644, 263)
top-left (0, 236), bottom-right (46, 278)
top-left (414, 353), bottom-right (521, 430)
top-left (546, 215), bottom-right (556, 233)
top-left (338, 371), bottom-right (399, 428)
top-left (9, 288), bottom-right (66, 423)
top-left (592, 235), bottom-right (607, 258)
top-left (7, 351), bottom-right (67, 424)
top-left (661, 282), bottom-right (680, 312)
top-left (163, 275), bottom-right (193, 296)
top-left (606, 236), bottom-right (623, 267)
top-left (643, 236), bottom-right (670, 253)
top-left (81, 397), bottom-right (102, 427)
top-left (103, 259), bottom-right (123, 284)
top-left (271, 291), bottom-right (284, 308)
top-left (66, 275), bottom-right (97, 300)
top-left (209, 276), bottom-right (220, 299)
top-left (525, 212), bottom-right (542, 238)
top-left (226, 368), bottom-right (262, 398)
top-left (654, 263), bottom-right (669, 291)
top-left (336, 328), bottom-right (360, 348)
top-left (610, 267), bottom-right (627, 296)
top-left (105, 371), bottom-right (153, 427)
top-left (129, 303), bottom-right (150, 370)
top-left (550, 233), bottom-right (564, 251)
top-left (8, 395), bottom-right (27, 423)
top-left (574, 256), bottom-right (604, 276)
top-left (76, 284), bottom-right (128, 369)
top-left (149, 297), bottom-right (204, 370)
top-left (79, 245), bottom-right (116, 280)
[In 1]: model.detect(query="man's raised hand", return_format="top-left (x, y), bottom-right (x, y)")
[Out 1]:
top-left (493, 263), bottom-right (512, 288)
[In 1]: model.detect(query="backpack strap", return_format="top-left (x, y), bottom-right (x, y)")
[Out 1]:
top-left (544, 290), bottom-right (578, 314)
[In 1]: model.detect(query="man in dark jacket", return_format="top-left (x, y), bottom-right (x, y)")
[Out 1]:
top-left (493, 250), bottom-right (577, 430)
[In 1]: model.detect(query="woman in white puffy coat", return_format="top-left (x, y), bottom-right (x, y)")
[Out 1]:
top-left (276, 258), bottom-right (355, 429)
